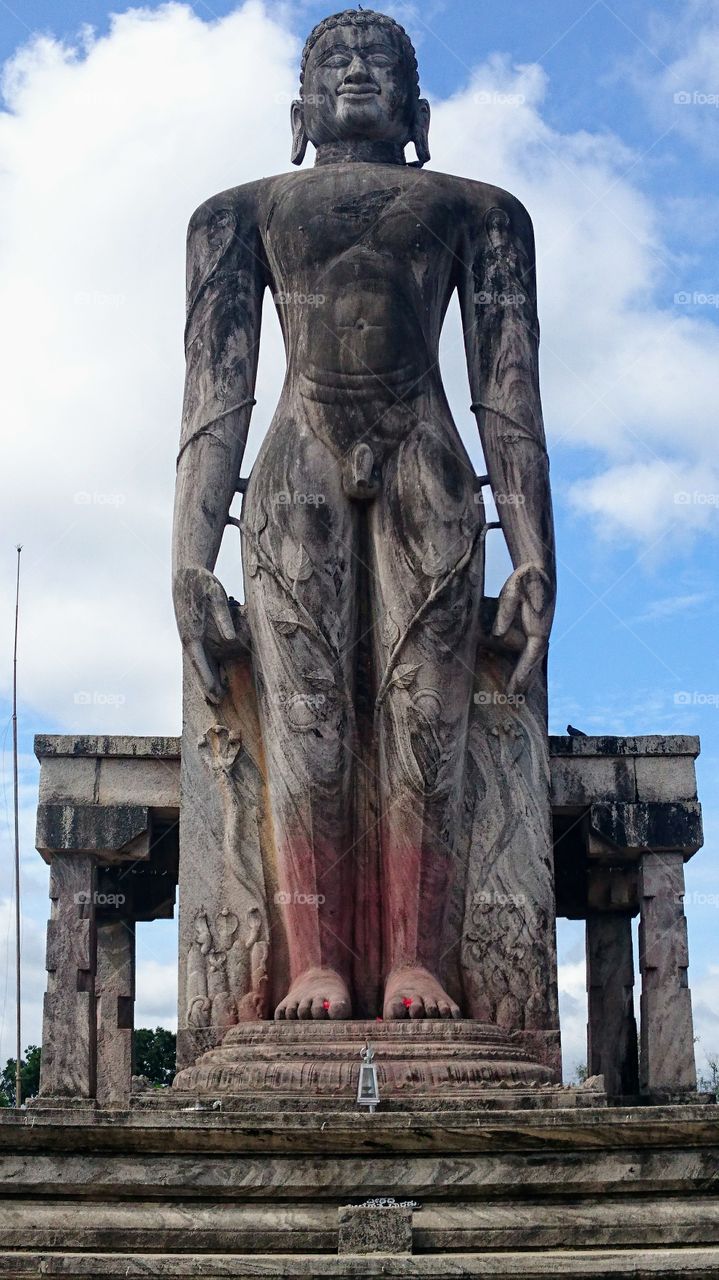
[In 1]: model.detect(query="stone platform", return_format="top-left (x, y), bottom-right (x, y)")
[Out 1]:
top-left (1, 1098), bottom-right (718, 1276)
top-left (172, 1020), bottom-right (559, 1099)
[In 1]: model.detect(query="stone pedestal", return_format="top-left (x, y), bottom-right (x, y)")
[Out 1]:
top-left (171, 1020), bottom-right (560, 1100)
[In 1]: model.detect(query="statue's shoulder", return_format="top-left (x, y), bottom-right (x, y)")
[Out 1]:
top-left (187, 177), bottom-right (279, 234)
top-left (429, 171), bottom-right (534, 234)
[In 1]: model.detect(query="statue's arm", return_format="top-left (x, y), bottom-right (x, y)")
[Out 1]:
top-left (172, 188), bottom-right (266, 702)
top-left (459, 190), bottom-right (556, 694)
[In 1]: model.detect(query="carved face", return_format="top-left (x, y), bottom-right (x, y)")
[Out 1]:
top-left (302, 22), bottom-right (416, 146)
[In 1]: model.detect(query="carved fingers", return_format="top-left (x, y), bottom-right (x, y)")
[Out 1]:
top-left (493, 563), bottom-right (554, 696)
top-left (174, 565), bottom-right (237, 705)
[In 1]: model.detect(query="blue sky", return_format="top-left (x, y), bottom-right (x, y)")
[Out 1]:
top-left (0, 0), bottom-right (717, 1077)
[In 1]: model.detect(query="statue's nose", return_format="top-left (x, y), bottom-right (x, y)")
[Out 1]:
top-left (343, 56), bottom-right (374, 85)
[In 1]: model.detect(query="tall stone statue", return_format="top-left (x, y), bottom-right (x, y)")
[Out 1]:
top-left (172, 8), bottom-right (559, 1078)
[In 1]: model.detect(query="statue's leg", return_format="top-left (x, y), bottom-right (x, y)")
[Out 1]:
top-left (370, 421), bottom-right (482, 1020)
top-left (243, 423), bottom-right (357, 1020)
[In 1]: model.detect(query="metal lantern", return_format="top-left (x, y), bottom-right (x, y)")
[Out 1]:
top-left (356, 1040), bottom-right (380, 1113)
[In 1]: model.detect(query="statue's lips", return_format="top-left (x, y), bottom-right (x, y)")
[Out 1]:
top-left (337, 85), bottom-right (381, 97)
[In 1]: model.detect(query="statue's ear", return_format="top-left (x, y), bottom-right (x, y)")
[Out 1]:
top-left (290, 100), bottom-right (309, 166)
top-left (412, 98), bottom-right (431, 167)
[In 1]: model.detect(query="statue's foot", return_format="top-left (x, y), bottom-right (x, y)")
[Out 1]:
top-left (274, 967), bottom-right (352, 1020)
top-left (383, 965), bottom-right (461, 1020)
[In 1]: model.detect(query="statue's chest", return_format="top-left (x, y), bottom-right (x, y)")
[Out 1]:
top-left (263, 180), bottom-right (452, 276)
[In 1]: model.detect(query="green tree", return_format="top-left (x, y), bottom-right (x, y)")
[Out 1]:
top-left (0, 1044), bottom-right (41, 1106)
top-left (133, 1027), bottom-right (176, 1086)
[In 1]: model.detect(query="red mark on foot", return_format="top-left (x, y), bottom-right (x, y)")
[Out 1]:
top-left (322, 999), bottom-right (330, 1010)
top-left (403, 997), bottom-right (413, 1008)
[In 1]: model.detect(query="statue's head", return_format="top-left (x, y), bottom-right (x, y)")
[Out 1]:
top-left (291, 9), bottom-right (430, 166)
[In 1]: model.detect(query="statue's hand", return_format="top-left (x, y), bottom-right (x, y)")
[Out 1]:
top-left (173, 565), bottom-right (237, 705)
top-left (493, 564), bottom-right (554, 697)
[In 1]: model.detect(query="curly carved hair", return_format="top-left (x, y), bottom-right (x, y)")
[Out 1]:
top-left (300, 9), bottom-right (421, 100)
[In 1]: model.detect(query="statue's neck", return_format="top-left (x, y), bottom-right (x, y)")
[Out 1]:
top-left (314, 139), bottom-right (407, 166)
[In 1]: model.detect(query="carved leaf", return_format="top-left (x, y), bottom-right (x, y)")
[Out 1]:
top-left (283, 540), bottom-right (313, 584)
top-left (392, 662), bottom-right (421, 691)
top-left (271, 609), bottom-right (299, 637)
top-left (421, 543), bottom-right (449, 577)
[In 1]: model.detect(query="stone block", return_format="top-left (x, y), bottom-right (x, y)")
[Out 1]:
top-left (97, 758), bottom-right (180, 808)
top-left (590, 801), bottom-right (703, 856)
top-left (38, 757), bottom-right (98, 805)
top-left (634, 755), bottom-right (697, 803)
top-left (551, 755), bottom-right (636, 806)
top-left (338, 1204), bottom-right (413, 1255)
top-left (36, 804), bottom-right (151, 862)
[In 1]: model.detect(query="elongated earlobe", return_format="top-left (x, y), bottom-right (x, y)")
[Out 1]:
top-left (412, 98), bottom-right (431, 167)
top-left (290, 100), bottom-right (309, 166)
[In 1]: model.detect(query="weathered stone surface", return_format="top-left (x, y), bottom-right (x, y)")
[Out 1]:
top-left (586, 912), bottom-right (638, 1097)
top-left (338, 1204), bottom-right (412, 1255)
top-left (639, 852), bottom-right (697, 1094)
top-left (39, 855), bottom-right (97, 1098)
top-left (550, 734), bottom-right (700, 758)
top-left (589, 801), bottom-right (703, 856)
top-left (36, 804), bottom-right (151, 863)
top-left (96, 920), bottom-right (135, 1107)
top-left (34, 734), bottom-right (181, 760)
top-left (2, 1248), bottom-right (719, 1275)
top-left (1, 1103), bottom-right (719, 1272)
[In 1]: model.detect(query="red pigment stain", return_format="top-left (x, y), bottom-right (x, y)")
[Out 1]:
top-left (403, 997), bottom-right (413, 1008)
top-left (322, 1000), bottom-right (330, 1010)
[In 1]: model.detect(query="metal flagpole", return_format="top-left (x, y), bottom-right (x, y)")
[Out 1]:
top-left (12, 545), bottom-right (22, 1107)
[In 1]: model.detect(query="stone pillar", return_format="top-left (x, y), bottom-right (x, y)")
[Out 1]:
top-left (96, 919), bottom-right (135, 1106)
top-left (639, 851), bottom-right (696, 1094)
top-left (39, 854), bottom-right (97, 1099)
top-left (586, 912), bottom-right (638, 1097)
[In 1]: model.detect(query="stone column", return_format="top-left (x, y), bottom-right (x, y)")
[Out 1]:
top-left (639, 851), bottom-right (696, 1094)
top-left (96, 919), bottom-right (135, 1106)
top-left (586, 911), bottom-right (638, 1097)
top-left (39, 854), bottom-right (97, 1099)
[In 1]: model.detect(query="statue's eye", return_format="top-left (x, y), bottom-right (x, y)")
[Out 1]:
top-left (321, 53), bottom-right (352, 68)
top-left (367, 53), bottom-right (394, 67)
